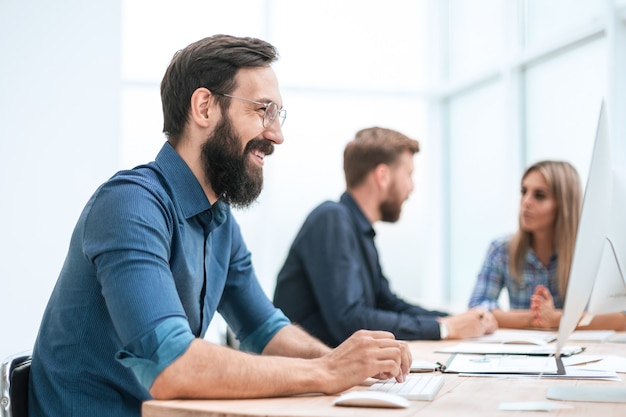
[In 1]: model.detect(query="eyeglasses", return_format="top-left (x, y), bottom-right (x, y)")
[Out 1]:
top-left (213, 92), bottom-right (287, 128)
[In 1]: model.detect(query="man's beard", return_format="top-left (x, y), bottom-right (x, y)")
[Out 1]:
top-left (380, 180), bottom-right (404, 223)
top-left (200, 117), bottom-right (274, 209)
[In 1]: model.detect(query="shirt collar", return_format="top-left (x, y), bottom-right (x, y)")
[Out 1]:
top-left (340, 191), bottom-right (376, 238)
top-left (153, 141), bottom-right (228, 224)
top-left (525, 247), bottom-right (558, 269)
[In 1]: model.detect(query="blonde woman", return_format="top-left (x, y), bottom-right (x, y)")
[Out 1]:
top-left (469, 160), bottom-right (626, 330)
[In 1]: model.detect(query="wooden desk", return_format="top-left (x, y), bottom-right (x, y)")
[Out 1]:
top-left (143, 336), bottom-right (626, 417)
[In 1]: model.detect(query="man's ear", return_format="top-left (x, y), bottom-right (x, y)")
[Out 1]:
top-left (189, 88), bottom-right (215, 128)
top-left (373, 163), bottom-right (391, 190)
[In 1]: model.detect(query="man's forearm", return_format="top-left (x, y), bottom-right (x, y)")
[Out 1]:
top-left (262, 324), bottom-right (332, 358)
top-left (150, 338), bottom-right (328, 400)
top-left (150, 328), bottom-right (407, 401)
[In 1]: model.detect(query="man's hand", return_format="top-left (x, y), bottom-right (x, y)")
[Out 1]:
top-left (316, 330), bottom-right (411, 394)
top-left (440, 308), bottom-right (498, 339)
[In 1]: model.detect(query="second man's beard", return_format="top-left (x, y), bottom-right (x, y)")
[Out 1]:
top-left (380, 183), bottom-right (403, 223)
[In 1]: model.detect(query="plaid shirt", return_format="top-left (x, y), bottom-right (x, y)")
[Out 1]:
top-left (468, 237), bottom-right (562, 311)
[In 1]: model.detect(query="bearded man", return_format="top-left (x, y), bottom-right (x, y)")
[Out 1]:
top-left (274, 127), bottom-right (498, 347)
top-left (28, 36), bottom-right (412, 417)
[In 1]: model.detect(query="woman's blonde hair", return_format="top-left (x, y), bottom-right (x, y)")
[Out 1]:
top-left (508, 160), bottom-right (583, 299)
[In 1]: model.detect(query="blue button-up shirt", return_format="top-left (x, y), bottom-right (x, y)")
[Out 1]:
top-left (274, 192), bottom-right (447, 347)
top-left (29, 142), bottom-right (289, 417)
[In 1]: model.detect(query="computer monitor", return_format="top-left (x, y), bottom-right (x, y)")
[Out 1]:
top-left (585, 169), bottom-right (626, 316)
top-left (548, 103), bottom-right (626, 402)
top-left (555, 102), bottom-right (614, 353)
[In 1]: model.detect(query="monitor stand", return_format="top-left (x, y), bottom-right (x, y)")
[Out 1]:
top-left (547, 386), bottom-right (626, 403)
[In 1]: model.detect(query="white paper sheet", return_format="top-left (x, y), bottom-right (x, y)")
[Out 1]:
top-left (437, 342), bottom-right (584, 356)
top-left (444, 354), bottom-right (558, 374)
top-left (469, 329), bottom-right (556, 345)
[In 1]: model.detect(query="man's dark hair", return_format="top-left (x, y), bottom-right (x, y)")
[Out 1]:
top-left (161, 34), bottom-right (279, 144)
top-left (344, 127), bottom-right (420, 189)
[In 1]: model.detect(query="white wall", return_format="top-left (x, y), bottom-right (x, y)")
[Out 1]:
top-left (0, 0), bottom-right (122, 359)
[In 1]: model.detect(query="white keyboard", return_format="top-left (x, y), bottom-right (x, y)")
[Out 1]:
top-left (367, 374), bottom-right (444, 401)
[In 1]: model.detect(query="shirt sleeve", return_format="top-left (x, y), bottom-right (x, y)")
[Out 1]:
top-left (116, 316), bottom-right (195, 389)
top-left (376, 274), bottom-right (449, 318)
top-left (238, 309), bottom-right (291, 352)
top-left (295, 204), bottom-right (445, 342)
top-left (83, 177), bottom-right (197, 380)
top-left (468, 239), bottom-right (507, 311)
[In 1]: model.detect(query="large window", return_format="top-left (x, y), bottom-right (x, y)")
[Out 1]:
top-left (443, 0), bottom-right (613, 308)
top-left (120, 0), bottom-right (622, 314)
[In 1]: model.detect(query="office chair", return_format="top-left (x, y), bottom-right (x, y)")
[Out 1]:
top-left (1, 351), bottom-right (31, 417)
top-left (226, 326), bottom-right (240, 350)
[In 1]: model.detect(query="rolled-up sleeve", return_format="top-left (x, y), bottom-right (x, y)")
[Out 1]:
top-left (116, 317), bottom-right (195, 389)
top-left (84, 177), bottom-right (199, 387)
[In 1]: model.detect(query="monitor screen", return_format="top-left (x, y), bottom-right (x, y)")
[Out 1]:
top-left (548, 103), bottom-right (626, 401)
top-left (585, 168), bottom-right (626, 315)
top-left (555, 102), bottom-right (621, 355)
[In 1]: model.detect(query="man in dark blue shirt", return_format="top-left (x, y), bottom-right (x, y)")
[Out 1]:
top-left (274, 127), bottom-right (498, 347)
top-left (28, 36), bottom-right (411, 417)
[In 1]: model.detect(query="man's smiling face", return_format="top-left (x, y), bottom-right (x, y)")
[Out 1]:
top-left (200, 66), bottom-right (284, 208)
